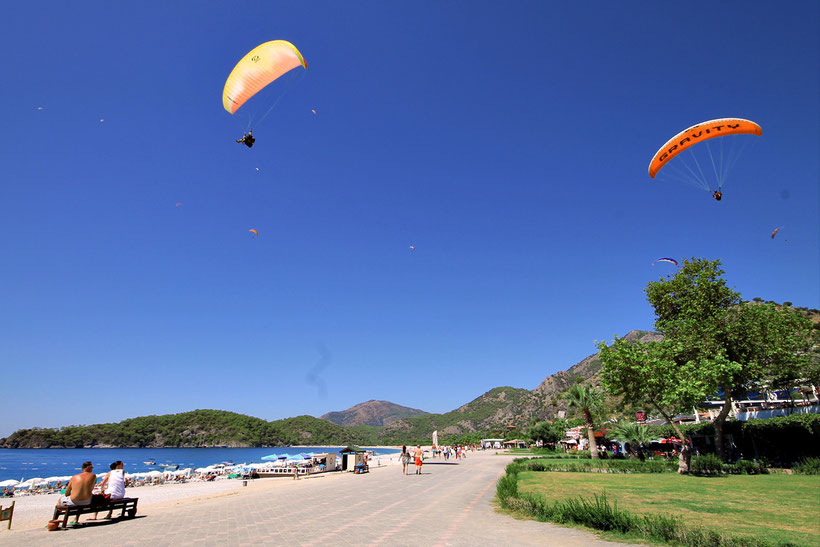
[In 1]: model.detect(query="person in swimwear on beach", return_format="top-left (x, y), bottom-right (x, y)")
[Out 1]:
top-left (413, 445), bottom-right (424, 475)
top-left (60, 461), bottom-right (97, 526)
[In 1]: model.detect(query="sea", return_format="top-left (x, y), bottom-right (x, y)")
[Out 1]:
top-left (0, 447), bottom-right (399, 482)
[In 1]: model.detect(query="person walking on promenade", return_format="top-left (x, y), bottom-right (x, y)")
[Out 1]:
top-left (400, 445), bottom-right (409, 475)
top-left (413, 445), bottom-right (424, 475)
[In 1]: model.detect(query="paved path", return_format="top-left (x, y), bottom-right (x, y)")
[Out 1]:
top-left (4, 452), bottom-right (628, 546)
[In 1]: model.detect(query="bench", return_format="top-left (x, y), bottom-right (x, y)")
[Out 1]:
top-left (52, 497), bottom-right (138, 529)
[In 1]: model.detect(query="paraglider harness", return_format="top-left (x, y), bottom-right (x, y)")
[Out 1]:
top-left (712, 190), bottom-right (722, 201)
top-left (236, 131), bottom-right (255, 148)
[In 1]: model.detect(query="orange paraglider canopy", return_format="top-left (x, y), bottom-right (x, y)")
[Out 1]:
top-left (648, 118), bottom-right (761, 178)
top-left (223, 40), bottom-right (307, 114)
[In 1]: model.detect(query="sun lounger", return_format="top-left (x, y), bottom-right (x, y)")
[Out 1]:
top-left (52, 497), bottom-right (138, 529)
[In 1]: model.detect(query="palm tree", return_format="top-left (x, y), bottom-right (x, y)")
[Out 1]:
top-left (611, 421), bottom-right (653, 461)
top-left (564, 384), bottom-right (604, 459)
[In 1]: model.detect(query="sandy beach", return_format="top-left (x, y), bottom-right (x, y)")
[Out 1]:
top-left (2, 452), bottom-right (404, 532)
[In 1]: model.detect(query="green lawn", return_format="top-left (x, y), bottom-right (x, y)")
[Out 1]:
top-left (517, 469), bottom-right (820, 546)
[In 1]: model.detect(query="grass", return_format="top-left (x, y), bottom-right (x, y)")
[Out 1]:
top-left (516, 470), bottom-right (820, 546)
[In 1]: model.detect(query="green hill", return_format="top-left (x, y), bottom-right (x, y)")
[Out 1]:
top-left (0, 409), bottom-right (372, 448)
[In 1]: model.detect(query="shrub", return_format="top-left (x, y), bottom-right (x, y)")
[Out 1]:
top-left (725, 459), bottom-right (768, 475)
top-left (793, 457), bottom-right (820, 475)
top-left (691, 454), bottom-right (724, 475)
top-left (528, 448), bottom-right (591, 459)
top-left (525, 459), bottom-right (676, 474)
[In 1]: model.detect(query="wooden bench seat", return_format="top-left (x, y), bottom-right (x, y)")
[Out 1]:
top-left (52, 497), bottom-right (138, 529)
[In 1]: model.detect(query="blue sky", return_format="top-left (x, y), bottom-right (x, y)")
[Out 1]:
top-left (1, 1), bottom-right (818, 436)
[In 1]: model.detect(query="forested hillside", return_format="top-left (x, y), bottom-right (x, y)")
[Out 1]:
top-left (0, 410), bottom-right (371, 448)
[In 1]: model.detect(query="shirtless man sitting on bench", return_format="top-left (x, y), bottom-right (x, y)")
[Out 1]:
top-left (60, 462), bottom-right (96, 525)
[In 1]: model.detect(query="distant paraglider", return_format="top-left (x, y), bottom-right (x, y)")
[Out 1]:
top-left (652, 258), bottom-right (678, 267)
top-left (249, 229), bottom-right (259, 238)
top-left (409, 245), bottom-right (415, 251)
top-left (771, 228), bottom-right (780, 239)
top-left (312, 109), bottom-right (317, 115)
top-left (175, 202), bottom-right (182, 207)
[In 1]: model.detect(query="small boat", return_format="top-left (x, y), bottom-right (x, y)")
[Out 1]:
top-left (161, 464), bottom-right (179, 471)
top-left (143, 460), bottom-right (156, 465)
top-left (221, 461), bottom-right (234, 466)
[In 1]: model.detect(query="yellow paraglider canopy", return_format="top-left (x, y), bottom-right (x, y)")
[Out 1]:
top-left (223, 40), bottom-right (307, 114)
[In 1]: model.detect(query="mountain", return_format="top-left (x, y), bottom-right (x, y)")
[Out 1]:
top-left (377, 386), bottom-right (542, 442)
top-left (320, 400), bottom-right (428, 427)
top-left (377, 330), bottom-right (662, 441)
top-left (535, 330), bottom-right (662, 418)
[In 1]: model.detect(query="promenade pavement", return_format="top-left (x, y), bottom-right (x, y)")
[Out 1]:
top-left (4, 451), bottom-right (630, 546)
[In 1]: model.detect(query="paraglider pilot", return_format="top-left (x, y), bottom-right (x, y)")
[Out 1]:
top-left (712, 190), bottom-right (722, 201)
top-left (236, 130), bottom-right (255, 148)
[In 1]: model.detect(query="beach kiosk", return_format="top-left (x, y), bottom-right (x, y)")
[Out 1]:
top-left (311, 453), bottom-right (337, 472)
top-left (339, 446), bottom-right (367, 473)
top-left (503, 439), bottom-right (528, 449)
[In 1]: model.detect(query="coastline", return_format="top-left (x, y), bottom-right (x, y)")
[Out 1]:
top-left (3, 451), bottom-right (405, 532)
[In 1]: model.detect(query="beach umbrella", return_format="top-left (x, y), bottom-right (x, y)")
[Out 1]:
top-left (21, 477), bottom-right (48, 487)
top-left (44, 476), bottom-right (71, 483)
top-left (146, 471), bottom-right (163, 478)
top-left (261, 453), bottom-right (279, 461)
top-left (0, 479), bottom-right (18, 487)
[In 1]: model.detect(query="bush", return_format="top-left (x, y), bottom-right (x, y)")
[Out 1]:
top-left (650, 414), bottom-right (820, 466)
top-left (525, 459), bottom-right (676, 474)
top-left (725, 460), bottom-right (768, 475)
top-left (793, 457), bottom-right (820, 475)
top-left (528, 448), bottom-right (591, 459)
top-left (691, 454), bottom-right (724, 475)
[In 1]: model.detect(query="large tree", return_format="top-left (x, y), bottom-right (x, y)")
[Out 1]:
top-left (647, 258), bottom-right (817, 459)
top-left (604, 257), bottom-right (818, 463)
top-left (563, 384), bottom-right (605, 459)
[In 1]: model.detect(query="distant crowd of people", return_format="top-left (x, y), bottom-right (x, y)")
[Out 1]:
top-left (398, 444), bottom-right (477, 475)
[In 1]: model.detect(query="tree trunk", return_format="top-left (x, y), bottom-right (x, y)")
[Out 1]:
top-left (583, 409), bottom-right (599, 459)
top-left (650, 401), bottom-right (691, 474)
top-left (713, 391), bottom-right (733, 462)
